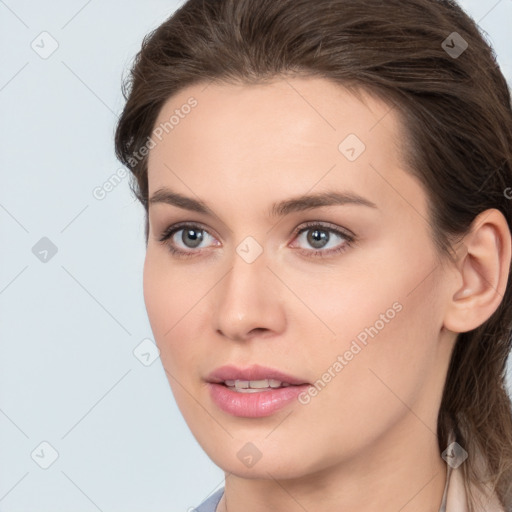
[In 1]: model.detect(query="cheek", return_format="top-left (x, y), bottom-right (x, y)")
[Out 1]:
top-left (142, 251), bottom-right (198, 372)
top-left (292, 237), bottom-right (442, 403)
top-left (143, 251), bottom-right (171, 338)
top-left (142, 252), bottom-right (217, 435)
top-left (281, 284), bottom-right (441, 460)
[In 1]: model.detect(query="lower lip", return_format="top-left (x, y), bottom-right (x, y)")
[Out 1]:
top-left (207, 383), bottom-right (310, 417)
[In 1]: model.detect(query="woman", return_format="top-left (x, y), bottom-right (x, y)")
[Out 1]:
top-left (114, 0), bottom-right (512, 510)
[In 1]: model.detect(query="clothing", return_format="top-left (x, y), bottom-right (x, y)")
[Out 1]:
top-left (438, 431), bottom-right (505, 512)
top-left (194, 487), bottom-right (224, 512)
top-left (439, 462), bottom-right (505, 512)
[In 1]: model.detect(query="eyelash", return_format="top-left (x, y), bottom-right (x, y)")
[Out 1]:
top-left (157, 221), bottom-right (356, 259)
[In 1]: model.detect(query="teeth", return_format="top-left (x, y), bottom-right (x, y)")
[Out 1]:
top-left (223, 379), bottom-right (293, 391)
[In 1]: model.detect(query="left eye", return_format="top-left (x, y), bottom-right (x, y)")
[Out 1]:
top-left (290, 223), bottom-right (355, 257)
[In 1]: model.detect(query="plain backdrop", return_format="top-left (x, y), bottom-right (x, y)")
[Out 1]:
top-left (1, 1), bottom-right (511, 511)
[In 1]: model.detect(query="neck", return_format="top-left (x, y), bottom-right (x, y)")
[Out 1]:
top-left (217, 419), bottom-right (447, 512)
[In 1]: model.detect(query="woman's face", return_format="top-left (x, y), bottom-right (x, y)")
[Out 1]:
top-left (144, 77), bottom-right (457, 479)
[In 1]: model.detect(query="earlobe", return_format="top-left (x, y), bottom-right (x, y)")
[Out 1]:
top-left (443, 208), bottom-right (511, 334)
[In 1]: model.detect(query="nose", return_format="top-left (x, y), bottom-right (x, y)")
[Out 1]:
top-left (213, 249), bottom-right (286, 342)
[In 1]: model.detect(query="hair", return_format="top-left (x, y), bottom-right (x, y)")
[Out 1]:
top-left (114, 0), bottom-right (512, 509)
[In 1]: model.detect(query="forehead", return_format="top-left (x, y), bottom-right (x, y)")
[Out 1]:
top-left (146, 76), bottom-right (427, 220)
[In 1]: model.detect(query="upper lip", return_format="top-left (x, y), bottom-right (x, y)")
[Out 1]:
top-left (206, 364), bottom-right (309, 385)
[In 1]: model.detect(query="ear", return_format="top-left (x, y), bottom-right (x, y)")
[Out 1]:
top-left (442, 208), bottom-right (511, 334)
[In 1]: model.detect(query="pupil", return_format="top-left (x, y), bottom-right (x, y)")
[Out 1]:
top-left (308, 229), bottom-right (328, 249)
top-left (183, 228), bottom-right (203, 248)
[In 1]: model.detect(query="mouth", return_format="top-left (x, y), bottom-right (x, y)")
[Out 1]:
top-left (206, 363), bottom-right (310, 387)
top-left (205, 364), bottom-right (311, 417)
top-left (221, 378), bottom-right (298, 392)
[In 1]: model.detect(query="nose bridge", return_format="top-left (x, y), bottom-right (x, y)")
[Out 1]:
top-left (214, 242), bottom-right (285, 340)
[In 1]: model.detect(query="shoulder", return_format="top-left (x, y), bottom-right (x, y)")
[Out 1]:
top-left (193, 488), bottom-right (225, 512)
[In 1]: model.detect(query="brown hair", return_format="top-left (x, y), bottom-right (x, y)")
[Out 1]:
top-left (114, 0), bottom-right (512, 508)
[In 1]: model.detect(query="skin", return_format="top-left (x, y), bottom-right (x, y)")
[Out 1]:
top-left (143, 77), bottom-right (511, 512)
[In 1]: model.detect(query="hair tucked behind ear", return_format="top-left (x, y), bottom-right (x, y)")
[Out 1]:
top-left (114, 0), bottom-right (512, 508)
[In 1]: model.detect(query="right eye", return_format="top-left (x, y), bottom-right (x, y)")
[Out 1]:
top-left (158, 222), bottom-right (220, 258)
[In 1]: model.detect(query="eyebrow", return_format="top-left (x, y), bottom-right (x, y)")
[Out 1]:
top-left (148, 187), bottom-right (378, 217)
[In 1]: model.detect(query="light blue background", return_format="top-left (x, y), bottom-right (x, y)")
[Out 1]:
top-left (1, 1), bottom-right (511, 511)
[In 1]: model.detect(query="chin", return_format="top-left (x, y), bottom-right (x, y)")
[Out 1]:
top-left (204, 441), bottom-right (319, 480)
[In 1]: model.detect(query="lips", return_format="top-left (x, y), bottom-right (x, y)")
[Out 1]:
top-left (206, 364), bottom-right (309, 386)
top-left (205, 364), bottom-right (312, 417)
